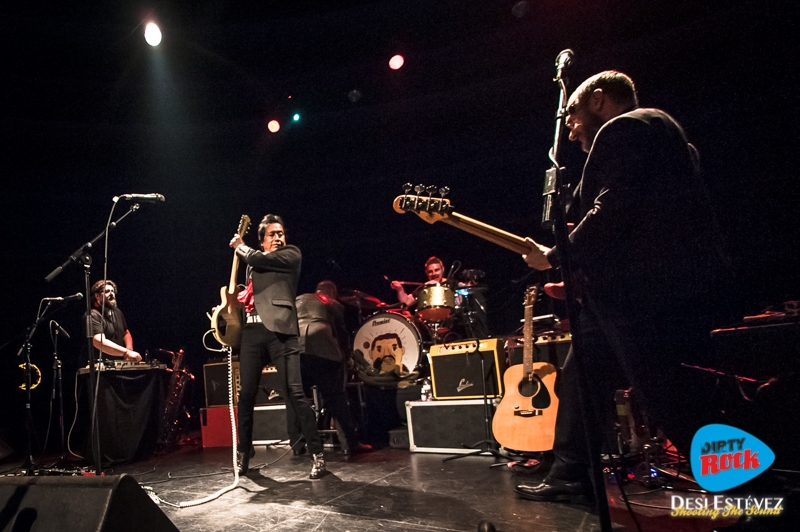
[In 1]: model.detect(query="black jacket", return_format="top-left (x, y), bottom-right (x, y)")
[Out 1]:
top-left (237, 244), bottom-right (302, 335)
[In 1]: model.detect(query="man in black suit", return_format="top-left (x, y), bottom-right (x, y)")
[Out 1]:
top-left (517, 71), bottom-right (729, 503)
top-left (294, 280), bottom-right (370, 455)
top-left (230, 214), bottom-right (324, 479)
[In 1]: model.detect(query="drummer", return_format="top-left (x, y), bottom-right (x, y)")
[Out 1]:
top-left (390, 256), bottom-right (447, 308)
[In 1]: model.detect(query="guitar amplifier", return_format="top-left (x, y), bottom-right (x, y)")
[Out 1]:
top-left (203, 362), bottom-right (284, 407)
top-left (428, 338), bottom-right (507, 400)
top-left (406, 398), bottom-right (500, 453)
top-left (506, 332), bottom-right (571, 368)
top-left (200, 405), bottom-right (289, 447)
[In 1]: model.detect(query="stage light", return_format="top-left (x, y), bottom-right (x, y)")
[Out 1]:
top-left (292, 114), bottom-right (300, 122)
top-left (144, 22), bottom-right (162, 47)
top-left (268, 120), bottom-right (281, 133)
top-left (389, 55), bottom-right (404, 70)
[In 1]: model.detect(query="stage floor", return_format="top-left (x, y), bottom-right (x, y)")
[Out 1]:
top-left (25, 434), bottom-right (734, 532)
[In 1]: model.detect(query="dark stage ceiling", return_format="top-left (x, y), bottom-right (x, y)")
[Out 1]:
top-left (1, 0), bottom-right (797, 450)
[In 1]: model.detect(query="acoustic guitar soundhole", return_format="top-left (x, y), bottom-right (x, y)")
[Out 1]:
top-left (518, 375), bottom-right (551, 409)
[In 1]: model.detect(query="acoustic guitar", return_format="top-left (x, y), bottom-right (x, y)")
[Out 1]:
top-left (210, 215), bottom-right (250, 347)
top-left (491, 284), bottom-right (559, 452)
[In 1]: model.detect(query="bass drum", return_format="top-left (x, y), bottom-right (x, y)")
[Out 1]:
top-left (353, 311), bottom-right (430, 375)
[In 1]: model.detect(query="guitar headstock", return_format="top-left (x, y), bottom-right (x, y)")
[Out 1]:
top-left (392, 183), bottom-right (454, 225)
top-left (237, 215), bottom-right (251, 238)
top-left (524, 284), bottom-right (540, 308)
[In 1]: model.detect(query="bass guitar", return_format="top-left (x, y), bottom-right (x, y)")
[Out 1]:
top-left (393, 189), bottom-right (568, 300)
top-left (491, 284), bottom-right (559, 452)
top-left (210, 215), bottom-right (251, 347)
top-left (392, 191), bottom-right (529, 254)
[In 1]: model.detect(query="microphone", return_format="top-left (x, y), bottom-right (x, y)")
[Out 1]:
top-left (43, 292), bottom-right (84, 302)
top-left (114, 193), bottom-right (165, 203)
top-left (555, 49), bottom-right (574, 71)
top-left (52, 321), bottom-right (71, 340)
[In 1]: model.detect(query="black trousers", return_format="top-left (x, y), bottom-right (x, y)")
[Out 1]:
top-left (549, 297), bottom-right (721, 481)
top-left (288, 355), bottom-right (360, 451)
top-left (238, 322), bottom-right (323, 455)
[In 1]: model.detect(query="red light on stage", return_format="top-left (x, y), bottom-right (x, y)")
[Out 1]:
top-left (389, 55), bottom-right (405, 70)
top-left (267, 120), bottom-right (280, 133)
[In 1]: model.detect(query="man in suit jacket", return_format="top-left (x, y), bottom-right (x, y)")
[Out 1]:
top-left (230, 214), bottom-right (324, 479)
top-left (294, 280), bottom-right (371, 455)
top-left (518, 71), bottom-right (730, 504)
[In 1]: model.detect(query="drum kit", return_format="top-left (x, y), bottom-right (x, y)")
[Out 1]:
top-left (339, 269), bottom-right (488, 377)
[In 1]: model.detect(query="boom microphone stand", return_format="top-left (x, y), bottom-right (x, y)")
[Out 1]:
top-left (44, 202), bottom-right (141, 475)
top-left (541, 50), bottom-right (612, 532)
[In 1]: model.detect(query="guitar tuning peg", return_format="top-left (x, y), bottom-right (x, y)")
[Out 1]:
top-left (426, 185), bottom-right (437, 196)
top-left (403, 183), bottom-right (412, 194)
top-left (439, 186), bottom-right (449, 198)
top-left (414, 184), bottom-right (424, 194)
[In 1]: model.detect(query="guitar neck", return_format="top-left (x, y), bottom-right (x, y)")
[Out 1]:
top-left (227, 255), bottom-right (240, 294)
top-left (523, 301), bottom-right (534, 375)
top-left (441, 212), bottom-right (529, 255)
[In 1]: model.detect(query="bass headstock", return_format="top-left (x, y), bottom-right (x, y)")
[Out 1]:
top-left (392, 183), bottom-right (454, 224)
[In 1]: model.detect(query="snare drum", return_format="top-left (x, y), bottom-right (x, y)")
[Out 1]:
top-left (353, 311), bottom-right (429, 375)
top-left (416, 283), bottom-right (456, 322)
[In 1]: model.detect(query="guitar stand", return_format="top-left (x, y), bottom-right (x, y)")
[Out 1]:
top-left (442, 339), bottom-right (510, 464)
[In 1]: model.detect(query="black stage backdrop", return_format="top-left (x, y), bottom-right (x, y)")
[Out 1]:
top-left (1, 1), bottom-right (797, 456)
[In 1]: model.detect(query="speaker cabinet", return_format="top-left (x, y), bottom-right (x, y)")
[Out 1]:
top-left (203, 362), bottom-right (284, 407)
top-left (406, 398), bottom-right (499, 453)
top-left (428, 339), bottom-right (507, 400)
top-left (0, 474), bottom-right (178, 531)
top-left (200, 405), bottom-right (289, 447)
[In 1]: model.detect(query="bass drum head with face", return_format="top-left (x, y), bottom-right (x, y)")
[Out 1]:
top-left (354, 312), bottom-right (428, 374)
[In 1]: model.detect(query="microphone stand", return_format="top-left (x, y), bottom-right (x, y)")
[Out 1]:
top-left (43, 203), bottom-right (140, 476)
top-left (541, 50), bottom-right (612, 532)
top-left (51, 323), bottom-right (69, 469)
top-left (15, 302), bottom-right (68, 474)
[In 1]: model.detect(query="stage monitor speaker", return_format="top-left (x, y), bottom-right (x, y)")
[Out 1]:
top-left (0, 438), bottom-right (12, 462)
top-left (0, 474), bottom-right (178, 532)
top-left (428, 338), bottom-right (507, 400)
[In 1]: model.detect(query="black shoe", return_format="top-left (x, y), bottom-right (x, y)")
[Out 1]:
top-left (237, 447), bottom-right (255, 475)
top-left (292, 444), bottom-right (307, 457)
top-left (342, 442), bottom-right (373, 456)
top-left (309, 452), bottom-right (326, 479)
top-left (515, 477), bottom-right (593, 505)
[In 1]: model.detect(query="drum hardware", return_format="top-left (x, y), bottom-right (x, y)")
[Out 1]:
top-left (458, 269), bottom-right (486, 283)
top-left (339, 289), bottom-right (386, 326)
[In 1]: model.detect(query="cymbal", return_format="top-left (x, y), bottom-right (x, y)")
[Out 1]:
top-left (459, 269), bottom-right (486, 282)
top-left (338, 289), bottom-right (384, 309)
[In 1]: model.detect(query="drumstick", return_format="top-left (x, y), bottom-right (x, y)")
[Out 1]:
top-left (384, 275), bottom-right (424, 286)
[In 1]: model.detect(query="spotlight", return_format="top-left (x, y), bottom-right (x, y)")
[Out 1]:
top-left (292, 114), bottom-right (300, 122)
top-left (268, 120), bottom-right (281, 133)
top-left (389, 55), bottom-right (404, 70)
top-left (144, 22), bottom-right (162, 47)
